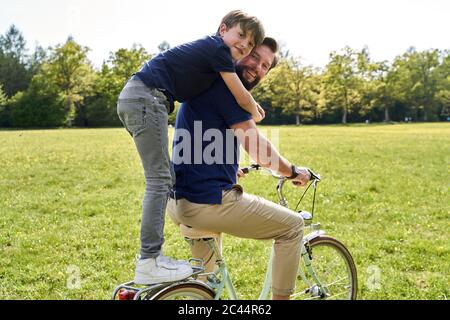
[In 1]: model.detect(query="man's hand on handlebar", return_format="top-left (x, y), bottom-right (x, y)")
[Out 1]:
top-left (237, 169), bottom-right (246, 179)
top-left (291, 167), bottom-right (311, 187)
top-left (238, 164), bottom-right (316, 188)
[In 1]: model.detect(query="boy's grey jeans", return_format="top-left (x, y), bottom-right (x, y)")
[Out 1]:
top-left (117, 77), bottom-right (174, 259)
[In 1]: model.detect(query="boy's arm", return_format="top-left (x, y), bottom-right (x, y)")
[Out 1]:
top-left (220, 72), bottom-right (264, 122)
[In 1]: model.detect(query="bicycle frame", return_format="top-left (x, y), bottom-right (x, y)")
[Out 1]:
top-left (198, 226), bottom-right (327, 300)
top-left (194, 167), bottom-right (329, 300)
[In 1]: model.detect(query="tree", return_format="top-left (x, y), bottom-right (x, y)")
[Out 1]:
top-left (28, 44), bottom-right (48, 77)
top-left (0, 25), bottom-right (27, 61)
top-left (0, 84), bottom-right (8, 126)
top-left (434, 50), bottom-right (450, 120)
top-left (392, 48), bottom-right (442, 121)
top-left (80, 44), bottom-right (151, 127)
top-left (361, 61), bottom-right (392, 122)
top-left (410, 49), bottom-right (441, 121)
top-left (8, 75), bottom-right (65, 128)
top-left (0, 84), bottom-right (6, 106)
top-left (39, 37), bottom-right (96, 126)
top-left (319, 47), bottom-right (364, 124)
top-left (0, 25), bottom-right (31, 97)
top-left (355, 48), bottom-right (404, 123)
top-left (256, 56), bottom-right (320, 125)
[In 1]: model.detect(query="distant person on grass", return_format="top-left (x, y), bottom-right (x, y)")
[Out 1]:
top-left (117, 10), bottom-right (266, 285)
top-left (167, 37), bottom-right (312, 300)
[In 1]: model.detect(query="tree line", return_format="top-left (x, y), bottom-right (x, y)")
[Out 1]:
top-left (0, 25), bottom-right (448, 128)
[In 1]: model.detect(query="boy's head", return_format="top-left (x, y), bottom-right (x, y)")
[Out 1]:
top-left (217, 10), bottom-right (265, 61)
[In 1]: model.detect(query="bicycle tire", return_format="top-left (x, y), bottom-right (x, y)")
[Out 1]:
top-left (150, 282), bottom-right (216, 300)
top-left (294, 236), bottom-right (358, 300)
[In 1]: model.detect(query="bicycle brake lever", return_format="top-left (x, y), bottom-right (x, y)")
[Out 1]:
top-left (308, 169), bottom-right (321, 182)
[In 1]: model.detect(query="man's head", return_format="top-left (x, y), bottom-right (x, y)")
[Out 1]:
top-left (218, 10), bottom-right (265, 61)
top-left (235, 37), bottom-right (280, 90)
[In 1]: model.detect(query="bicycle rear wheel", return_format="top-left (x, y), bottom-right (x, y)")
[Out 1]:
top-left (150, 282), bottom-right (215, 300)
top-left (293, 236), bottom-right (357, 300)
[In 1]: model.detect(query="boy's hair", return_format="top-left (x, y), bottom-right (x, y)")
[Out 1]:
top-left (261, 37), bottom-right (280, 70)
top-left (218, 10), bottom-right (265, 47)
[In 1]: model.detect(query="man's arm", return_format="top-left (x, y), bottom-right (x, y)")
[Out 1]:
top-left (230, 119), bottom-right (309, 182)
top-left (231, 119), bottom-right (311, 185)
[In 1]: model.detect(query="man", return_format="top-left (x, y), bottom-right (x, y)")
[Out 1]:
top-left (167, 38), bottom-right (311, 300)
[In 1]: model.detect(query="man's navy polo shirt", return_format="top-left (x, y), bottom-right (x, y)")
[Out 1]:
top-left (172, 78), bottom-right (252, 204)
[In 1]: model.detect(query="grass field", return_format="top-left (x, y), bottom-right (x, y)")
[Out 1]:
top-left (0, 123), bottom-right (449, 300)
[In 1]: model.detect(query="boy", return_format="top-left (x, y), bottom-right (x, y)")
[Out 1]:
top-left (117, 10), bottom-right (265, 285)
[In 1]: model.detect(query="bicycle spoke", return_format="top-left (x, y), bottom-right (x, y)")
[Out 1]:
top-left (304, 295), bottom-right (322, 300)
top-left (311, 254), bottom-right (342, 274)
top-left (324, 276), bottom-right (348, 288)
top-left (291, 290), bottom-right (310, 299)
top-left (325, 291), bottom-right (349, 299)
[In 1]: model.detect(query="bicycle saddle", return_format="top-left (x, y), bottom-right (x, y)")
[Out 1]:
top-left (179, 224), bottom-right (221, 239)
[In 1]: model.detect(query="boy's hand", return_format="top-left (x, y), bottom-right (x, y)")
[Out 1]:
top-left (252, 104), bottom-right (265, 123)
top-left (257, 104), bottom-right (266, 120)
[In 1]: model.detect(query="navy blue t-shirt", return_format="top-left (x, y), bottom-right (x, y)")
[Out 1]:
top-left (172, 78), bottom-right (253, 204)
top-left (136, 36), bottom-right (235, 103)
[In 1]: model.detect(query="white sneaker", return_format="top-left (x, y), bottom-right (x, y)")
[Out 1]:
top-left (135, 254), bottom-right (191, 267)
top-left (134, 255), bottom-right (193, 285)
top-left (158, 255), bottom-right (191, 266)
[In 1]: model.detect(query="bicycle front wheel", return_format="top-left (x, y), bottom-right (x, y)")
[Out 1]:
top-left (293, 236), bottom-right (358, 300)
top-left (150, 282), bottom-right (216, 300)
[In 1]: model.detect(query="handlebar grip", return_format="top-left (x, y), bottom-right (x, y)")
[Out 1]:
top-left (240, 164), bottom-right (261, 175)
top-left (308, 169), bottom-right (321, 181)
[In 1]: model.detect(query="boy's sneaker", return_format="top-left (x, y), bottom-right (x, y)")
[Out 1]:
top-left (134, 255), bottom-right (193, 285)
top-left (158, 255), bottom-right (191, 266)
top-left (135, 254), bottom-right (191, 267)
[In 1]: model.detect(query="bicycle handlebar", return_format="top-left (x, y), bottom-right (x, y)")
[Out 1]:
top-left (240, 163), bottom-right (320, 215)
top-left (240, 163), bottom-right (321, 182)
top-left (240, 164), bottom-right (261, 175)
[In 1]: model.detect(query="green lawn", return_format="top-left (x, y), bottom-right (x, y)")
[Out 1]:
top-left (0, 123), bottom-right (449, 300)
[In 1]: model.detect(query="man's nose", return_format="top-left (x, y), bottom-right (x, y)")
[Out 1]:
top-left (254, 63), bottom-right (262, 74)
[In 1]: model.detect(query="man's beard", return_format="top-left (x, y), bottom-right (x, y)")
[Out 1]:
top-left (236, 65), bottom-right (260, 91)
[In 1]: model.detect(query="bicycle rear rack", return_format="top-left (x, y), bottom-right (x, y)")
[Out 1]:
top-left (112, 263), bottom-right (205, 300)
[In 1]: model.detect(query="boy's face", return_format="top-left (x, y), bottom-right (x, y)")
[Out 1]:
top-left (219, 23), bottom-right (255, 61)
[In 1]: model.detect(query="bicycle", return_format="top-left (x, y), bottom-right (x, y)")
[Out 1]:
top-left (112, 164), bottom-right (358, 300)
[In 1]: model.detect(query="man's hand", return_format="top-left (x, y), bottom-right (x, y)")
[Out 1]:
top-left (291, 167), bottom-right (311, 187)
top-left (237, 168), bottom-right (246, 179)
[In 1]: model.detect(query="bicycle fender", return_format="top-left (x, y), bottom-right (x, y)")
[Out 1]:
top-left (303, 230), bottom-right (326, 243)
top-left (148, 279), bottom-right (213, 300)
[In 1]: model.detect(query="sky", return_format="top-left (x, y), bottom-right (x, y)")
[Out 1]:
top-left (1, 0), bottom-right (449, 69)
